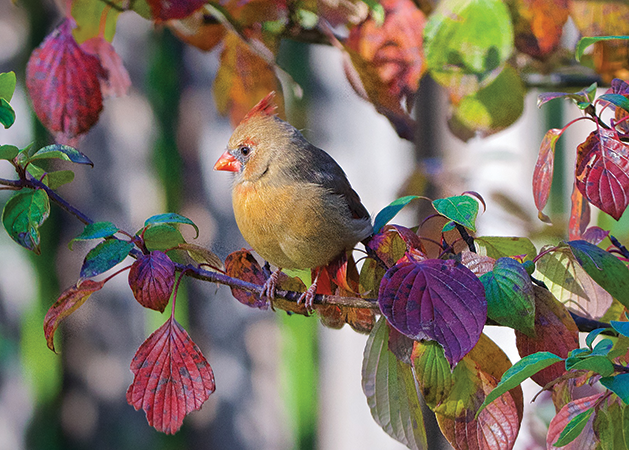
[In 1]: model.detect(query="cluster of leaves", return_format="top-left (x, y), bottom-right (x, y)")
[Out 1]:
top-left (23, 0), bottom-right (629, 144)
top-left (534, 74), bottom-right (629, 240)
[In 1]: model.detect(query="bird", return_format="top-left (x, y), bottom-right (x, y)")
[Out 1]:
top-left (214, 92), bottom-right (372, 311)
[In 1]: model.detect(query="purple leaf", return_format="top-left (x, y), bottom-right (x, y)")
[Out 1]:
top-left (378, 259), bottom-right (487, 366)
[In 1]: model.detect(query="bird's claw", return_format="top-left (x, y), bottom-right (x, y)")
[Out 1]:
top-left (262, 269), bottom-right (282, 311)
top-left (297, 283), bottom-right (318, 315)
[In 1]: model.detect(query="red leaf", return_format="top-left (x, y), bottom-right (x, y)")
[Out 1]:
top-left (346, 0), bottom-right (427, 112)
top-left (568, 181), bottom-right (591, 240)
top-left (44, 279), bottom-right (106, 352)
top-left (546, 393), bottom-right (602, 449)
top-left (515, 286), bottom-right (578, 386)
top-left (146, 0), bottom-right (206, 21)
top-left (533, 128), bottom-right (562, 216)
top-left (80, 36), bottom-right (131, 98)
top-left (128, 251), bottom-right (176, 312)
top-left (224, 249), bottom-right (268, 309)
top-left (379, 259), bottom-right (487, 366)
top-left (126, 316), bottom-right (215, 434)
top-left (575, 128), bottom-right (629, 220)
top-left (26, 20), bottom-right (107, 144)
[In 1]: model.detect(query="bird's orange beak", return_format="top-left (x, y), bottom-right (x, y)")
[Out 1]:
top-left (214, 150), bottom-right (241, 172)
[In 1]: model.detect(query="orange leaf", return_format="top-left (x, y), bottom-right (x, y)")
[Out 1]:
top-left (224, 249), bottom-right (268, 308)
top-left (44, 279), bottom-right (106, 352)
top-left (126, 316), bottom-right (215, 434)
top-left (515, 286), bottom-right (579, 387)
top-left (568, 181), bottom-right (591, 240)
top-left (533, 128), bottom-right (561, 216)
top-left (511, 0), bottom-right (569, 60)
top-left (213, 31), bottom-right (284, 127)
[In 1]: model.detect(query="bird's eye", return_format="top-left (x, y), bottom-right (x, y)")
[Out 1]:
top-left (238, 145), bottom-right (251, 157)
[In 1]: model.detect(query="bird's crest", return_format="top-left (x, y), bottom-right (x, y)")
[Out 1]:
top-left (242, 92), bottom-right (277, 123)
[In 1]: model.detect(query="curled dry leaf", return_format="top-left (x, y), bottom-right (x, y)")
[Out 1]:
top-left (26, 20), bottom-right (107, 144)
top-left (127, 316), bottom-right (215, 434)
top-left (128, 251), bottom-right (176, 312)
top-left (44, 279), bottom-right (107, 352)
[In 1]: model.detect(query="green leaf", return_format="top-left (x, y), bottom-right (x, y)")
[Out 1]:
top-left (26, 165), bottom-right (75, 190)
top-left (599, 93), bottom-right (629, 114)
top-left (567, 240), bottom-right (629, 309)
top-left (2, 189), bottom-right (50, 254)
top-left (424, 0), bottom-right (513, 86)
top-left (0, 98), bottom-right (15, 129)
top-left (554, 408), bottom-right (595, 446)
top-left (612, 321), bottom-right (629, 338)
top-left (432, 195), bottom-right (479, 232)
top-left (70, 222), bottom-right (119, 249)
top-left (480, 257), bottom-right (536, 335)
top-left (143, 224), bottom-right (185, 252)
top-left (0, 72), bottom-right (16, 101)
top-left (29, 144), bottom-right (93, 166)
top-left (476, 351), bottom-right (563, 416)
top-left (412, 340), bottom-right (453, 409)
top-left (0, 145), bottom-right (19, 161)
top-left (566, 355), bottom-right (614, 377)
top-left (362, 317), bottom-right (428, 449)
top-left (372, 195), bottom-right (419, 233)
top-left (591, 339), bottom-right (614, 356)
top-left (601, 374), bottom-right (629, 404)
top-left (586, 328), bottom-right (609, 348)
top-left (70, 0), bottom-right (119, 43)
top-left (359, 0), bottom-right (384, 24)
top-left (475, 236), bottom-right (537, 261)
top-left (79, 239), bottom-right (134, 279)
top-left (144, 213), bottom-right (199, 239)
top-left (576, 36), bottom-right (629, 62)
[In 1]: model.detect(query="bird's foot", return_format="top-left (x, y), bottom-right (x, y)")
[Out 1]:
top-left (297, 268), bottom-right (321, 315)
top-left (262, 268), bottom-right (282, 310)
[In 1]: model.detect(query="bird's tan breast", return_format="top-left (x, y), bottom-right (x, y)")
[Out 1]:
top-left (232, 181), bottom-right (368, 269)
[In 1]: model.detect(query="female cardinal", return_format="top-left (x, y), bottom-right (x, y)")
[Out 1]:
top-left (214, 92), bottom-right (372, 310)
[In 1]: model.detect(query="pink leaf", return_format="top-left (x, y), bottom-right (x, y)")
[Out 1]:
top-left (26, 20), bottom-right (107, 144)
top-left (127, 316), bottom-right (215, 434)
top-left (81, 36), bottom-right (130, 98)
top-left (569, 181), bottom-right (591, 240)
top-left (546, 393), bottom-right (602, 449)
top-left (576, 128), bottom-right (629, 220)
top-left (533, 128), bottom-right (562, 216)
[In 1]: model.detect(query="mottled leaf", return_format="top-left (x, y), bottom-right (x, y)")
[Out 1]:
top-left (515, 286), bottom-right (578, 386)
top-left (567, 240), bottom-right (629, 308)
top-left (80, 239), bottom-right (134, 279)
top-left (510, 0), bottom-right (569, 60)
top-left (213, 31), bottom-right (283, 127)
top-left (533, 128), bottom-right (562, 215)
top-left (599, 93), bottom-right (629, 114)
top-left (127, 316), bottom-right (216, 434)
top-left (553, 407), bottom-right (596, 447)
top-left (547, 394), bottom-right (602, 449)
top-left (432, 195), bottom-right (479, 232)
top-left (372, 195), bottom-right (419, 234)
top-left (43, 279), bottom-right (106, 352)
top-left (535, 246), bottom-right (613, 320)
top-left (346, 0), bottom-right (426, 114)
top-left (224, 249), bottom-right (268, 309)
top-left (26, 20), bottom-right (107, 143)
top-left (362, 317), bottom-right (428, 449)
top-left (176, 243), bottom-right (223, 270)
top-left (411, 339), bottom-right (454, 409)
top-left (460, 251), bottom-right (495, 276)
top-left (537, 83), bottom-right (597, 109)
top-left (2, 189), bottom-right (50, 254)
top-left (128, 251), bottom-right (176, 312)
top-left (575, 128), bottom-right (629, 220)
top-left (582, 226), bottom-right (609, 245)
top-left (480, 257), bottom-right (536, 335)
top-left (365, 224), bottom-right (426, 268)
top-left (378, 258), bottom-right (486, 366)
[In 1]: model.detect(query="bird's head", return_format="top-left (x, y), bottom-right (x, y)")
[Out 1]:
top-left (214, 92), bottom-right (294, 183)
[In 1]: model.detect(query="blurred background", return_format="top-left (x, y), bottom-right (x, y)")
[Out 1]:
top-left (0, 1), bottom-right (627, 449)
